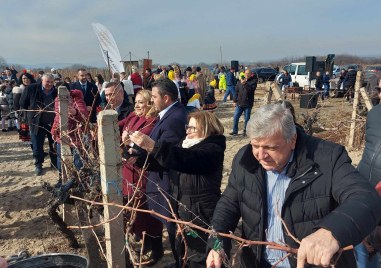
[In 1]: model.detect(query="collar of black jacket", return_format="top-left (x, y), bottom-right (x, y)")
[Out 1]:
top-left (239, 128), bottom-right (316, 178)
top-left (195, 134), bottom-right (226, 151)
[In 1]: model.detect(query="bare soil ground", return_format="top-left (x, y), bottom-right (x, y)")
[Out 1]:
top-left (0, 86), bottom-right (364, 267)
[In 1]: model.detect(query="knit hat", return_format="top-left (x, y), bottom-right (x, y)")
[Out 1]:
top-left (168, 70), bottom-right (175, 80)
top-left (188, 93), bottom-right (201, 104)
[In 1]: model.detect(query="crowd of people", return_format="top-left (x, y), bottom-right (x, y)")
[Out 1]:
top-left (0, 63), bottom-right (381, 268)
top-left (276, 66), bottom-right (360, 104)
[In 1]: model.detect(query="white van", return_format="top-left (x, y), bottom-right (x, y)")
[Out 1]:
top-left (282, 62), bottom-right (310, 88)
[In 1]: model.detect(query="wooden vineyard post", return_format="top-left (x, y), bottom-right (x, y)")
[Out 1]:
top-left (359, 87), bottom-right (373, 111)
top-left (348, 71), bottom-right (363, 150)
top-left (58, 86), bottom-right (73, 222)
top-left (272, 82), bottom-right (283, 101)
top-left (97, 110), bottom-right (126, 268)
top-left (263, 82), bottom-right (282, 104)
top-left (264, 82), bottom-right (273, 104)
top-left (59, 87), bottom-right (103, 265)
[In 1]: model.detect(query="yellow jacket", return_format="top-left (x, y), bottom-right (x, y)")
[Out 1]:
top-left (218, 73), bottom-right (226, 90)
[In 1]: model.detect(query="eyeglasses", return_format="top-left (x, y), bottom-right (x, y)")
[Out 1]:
top-left (185, 125), bottom-right (198, 133)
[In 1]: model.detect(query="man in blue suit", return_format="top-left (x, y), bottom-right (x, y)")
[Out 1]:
top-left (134, 78), bottom-right (187, 267)
top-left (4, 68), bottom-right (18, 83)
top-left (70, 68), bottom-right (100, 123)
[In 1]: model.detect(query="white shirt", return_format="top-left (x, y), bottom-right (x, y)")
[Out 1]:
top-left (172, 79), bottom-right (181, 100)
top-left (121, 79), bottom-right (134, 95)
top-left (158, 101), bottom-right (178, 120)
top-left (187, 99), bottom-right (201, 110)
top-left (263, 152), bottom-right (294, 267)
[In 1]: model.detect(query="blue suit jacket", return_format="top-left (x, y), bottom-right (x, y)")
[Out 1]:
top-left (70, 81), bottom-right (100, 123)
top-left (146, 101), bottom-right (187, 218)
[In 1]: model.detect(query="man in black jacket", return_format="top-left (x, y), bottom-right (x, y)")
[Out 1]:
top-left (343, 68), bottom-right (357, 101)
top-left (358, 86), bottom-right (381, 188)
top-left (206, 103), bottom-right (381, 268)
top-left (355, 87), bottom-right (381, 267)
top-left (144, 68), bottom-right (154, 90)
top-left (132, 78), bottom-right (187, 267)
top-left (230, 69), bottom-right (257, 136)
top-left (70, 68), bottom-right (100, 123)
top-left (20, 73), bottom-right (57, 175)
top-left (103, 81), bottom-right (133, 122)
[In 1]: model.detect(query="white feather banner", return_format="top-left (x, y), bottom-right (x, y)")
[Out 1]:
top-left (92, 22), bottom-right (125, 74)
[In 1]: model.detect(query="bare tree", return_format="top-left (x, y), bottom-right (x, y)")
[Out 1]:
top-left (0, 56), bottom-right (7, 69)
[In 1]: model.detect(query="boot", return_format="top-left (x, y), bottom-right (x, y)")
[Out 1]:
top-left (168, 232), bottom-right (180, 268)
top-left (146, 235), bottom-right (164, 266)
top-left (49, 151), bottom-right (58, 169)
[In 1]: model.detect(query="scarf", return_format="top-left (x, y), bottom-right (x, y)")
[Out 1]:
top-left (181, 137), bottom-right (204, 148)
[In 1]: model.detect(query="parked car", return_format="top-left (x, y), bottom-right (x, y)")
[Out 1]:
top-left (282, 62), bottom-right (310, 88)
top-left (251, 67), bottom-right (278, 83)
top-left (364, 65), bottom-right (381, 83)
top-left (342, 64), bottom-right (362, 71)
top-left (365, 65), bottom-right (381, 73)
top-left (363, 65), bottom-right (381, 100)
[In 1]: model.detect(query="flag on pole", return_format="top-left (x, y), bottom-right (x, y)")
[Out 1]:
top-left (92, 22), bottom-right (125, 74)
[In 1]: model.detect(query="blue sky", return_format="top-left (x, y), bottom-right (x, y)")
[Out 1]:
top-left (1, 0), bottom-right (380, 67)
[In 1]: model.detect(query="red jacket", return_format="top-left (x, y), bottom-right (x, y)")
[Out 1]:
top-left (51, 90), bottom-right (89, 146)
top-left (130, 73), bottom-right (143, 90)
top-left (121, 112), bottom-right (157, 196)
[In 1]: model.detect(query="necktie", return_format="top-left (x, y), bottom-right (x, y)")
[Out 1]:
top-left (81, 84), bottom-right (86, 94)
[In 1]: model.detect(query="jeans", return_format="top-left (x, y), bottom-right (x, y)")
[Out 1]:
top-left (223, 85), bottom-right (235, 102)
top-left (232, 105), bottom-right (252, 133)
top-left (322, 84), bottom-right (330, 100)
top-left (56, 143), bottom-right (83, 173)
top-left (354, 243), bottom-right (380, 268)
top-left (30, 124), bottom-right (56, 168)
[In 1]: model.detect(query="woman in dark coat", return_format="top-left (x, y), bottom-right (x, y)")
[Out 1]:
top-left (16, 73), bottom-right (36, 141)
top-left (129, 111), bottom-right (226, 268)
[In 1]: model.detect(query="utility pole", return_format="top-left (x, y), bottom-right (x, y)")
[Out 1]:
top-left (129, 51), bottom-right (132, 75)
top-left (220, 46), bottom-right (223, 66)
top-left (106, 50), bottom-right (111, 77)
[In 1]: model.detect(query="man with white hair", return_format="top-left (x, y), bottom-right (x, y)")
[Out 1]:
top-left (50, 68), bottom-right (61, 80)
top-left (20, 73), bottom-right (57, 176)
top-left (206, 103), bottom-right (381, 268)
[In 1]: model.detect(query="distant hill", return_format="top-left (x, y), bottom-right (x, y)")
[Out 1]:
top-left (7, 60), bottom-right (105, 70)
